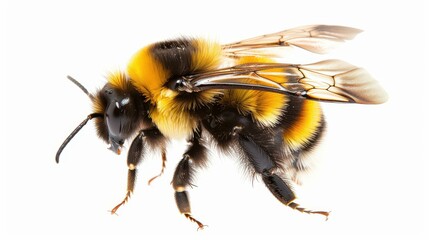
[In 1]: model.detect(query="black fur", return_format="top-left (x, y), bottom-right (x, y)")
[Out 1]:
top-left (185, 132), bottom-right (209, 168)
top-left (127, 130), bottom-right (145, 166)
top-left (172, 128), bottom-right (209, 190)
top-left (170, 128), bottom-right (211, 227)
top-left (202, 105), bottom-right (287, 173)
top-left (142, 127), bottom-right (168, 151)
top-left (301, 117), bottom-right (326, 153)
top-left (201, 107), bottom-right (327, 216)
top-left (238, 135), bottom-right (275, 173)
top-left (172, 155), bottom-right (195, 190)
top-left (150, 39), bottom-right (195, 78)
top-left (279, 96), bottom-right (305, 132)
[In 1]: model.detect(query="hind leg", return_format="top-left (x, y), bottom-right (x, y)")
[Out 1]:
top-left (238, 134), bottom-right (329, 219)
top-left (203, 107), bottom-right (328, 219)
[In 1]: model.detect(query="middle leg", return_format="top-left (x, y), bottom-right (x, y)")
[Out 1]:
top-left (171, 127), bottom-right (209, 230)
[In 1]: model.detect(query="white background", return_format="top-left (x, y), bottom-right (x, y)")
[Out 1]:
top-left (1, 0), bottom-right (428, 239)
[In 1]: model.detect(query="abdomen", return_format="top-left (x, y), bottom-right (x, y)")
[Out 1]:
top-left (281, 97), bottom-right (325, 153)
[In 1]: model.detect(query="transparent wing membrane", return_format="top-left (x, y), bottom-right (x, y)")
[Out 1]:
top-left (223, 25), bottom-right (362, 57)
top-left (187, 60), bottom-right (387, 104)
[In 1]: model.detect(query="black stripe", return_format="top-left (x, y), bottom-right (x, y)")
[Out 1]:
top-left (150, 38), bottom-right (195, 77)
top-left (280, 95), bottom-right (305, 129)
top-left (300, 116), bottom-right (325, 153)
top-left (281, 96), bottom-right (325, 151)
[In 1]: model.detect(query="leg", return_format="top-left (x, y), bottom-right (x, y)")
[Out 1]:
top-left (147, 148), bottom-right (167, 185)
top-left (171, 128), bottom-right (208, 230)
top-left (238, 134), bottom-right (329, 219)
top-left (202, 107), bottom-right (328, 220)
top-left (143, 127), bottom-right (168, 185)
top-left (110, 130), bottom-right (144, 214)
top-left (111, 127), bottom-right (167, 214)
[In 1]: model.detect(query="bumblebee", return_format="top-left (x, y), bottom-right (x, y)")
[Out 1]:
top-left (56, 25), bottom-right (387, 229)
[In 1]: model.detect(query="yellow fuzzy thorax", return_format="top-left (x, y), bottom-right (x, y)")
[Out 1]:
top-left (126, 39), bottom-right (222, 138)
top-left (221, 56), bottom-right (287, 127)
top-left (127, 46), bottom-right (167, 103)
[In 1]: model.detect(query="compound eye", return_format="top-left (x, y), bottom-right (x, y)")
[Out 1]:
top-left (104, 101), bottom-right (126, 153)
top-left (105, 101), bottom-right (126, 138)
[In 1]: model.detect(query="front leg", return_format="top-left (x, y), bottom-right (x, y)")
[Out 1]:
top-left (171, 127), bottom-right (209, 230)
top-left (111, 127), bottom-right (167, 214)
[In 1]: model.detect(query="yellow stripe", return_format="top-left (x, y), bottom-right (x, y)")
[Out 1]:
top-left (284, 100), bottom-right (322, 150)
top-left (191, 39), bottom-right (222, 72)
top-left (222, 56), bottom-right (287, 127)
top-left (127, 45), bottom-right (168, 104)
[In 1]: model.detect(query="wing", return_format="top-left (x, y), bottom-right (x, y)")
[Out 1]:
top-left (181, 59), bottom-right (387, 104)
top-left (222, 25), bottom-right (362, 57)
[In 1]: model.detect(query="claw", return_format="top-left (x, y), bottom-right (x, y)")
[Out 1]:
top-left (184, 213), bottom-right (207, 230)
top-left (288, 202), bottom-right (330, 220)
top-left (110, 191), bottom-right (132, 215)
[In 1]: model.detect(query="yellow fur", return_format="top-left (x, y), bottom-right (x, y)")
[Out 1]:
top-left (283, 100), bottom-right (322, 150)
top-left (93, 72), bottom-right (129, 113)
top-left (126, 39), bottom-right (223, 139)
top-left (150, 104), bottom-right (199, 139)
top-left (107, 71), bottom-right (128, 91)
top-left (127, 46), bottom-right (168, 104)
top-left (92, 92), bottom-right (104, 114)
top-left (222, 56), bottom-right (287, 127)
top-left (191, 39), bottom-right (222, 72)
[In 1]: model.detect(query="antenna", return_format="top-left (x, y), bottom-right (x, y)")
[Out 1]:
top-left (55, 113), bottom-right (103, 163)
top-left (67, 75), bottom-right (95, 101)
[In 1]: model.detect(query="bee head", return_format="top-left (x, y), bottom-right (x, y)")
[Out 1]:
top-left (92, 72), bottom-right (146, 154)
top-left (56, 73), bottom-right (147, 163)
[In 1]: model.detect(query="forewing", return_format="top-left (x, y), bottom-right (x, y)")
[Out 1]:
top-left (223, 25), bottom-right (362, 57)
top-left (187, 60), bottom-right (387, 104)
